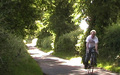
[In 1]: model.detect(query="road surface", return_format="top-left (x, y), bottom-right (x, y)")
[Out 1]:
top-left (27, 44), bottom-right (119, 75)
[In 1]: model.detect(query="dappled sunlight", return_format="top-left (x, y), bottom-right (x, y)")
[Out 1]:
top-left (26, 38), bottom-right (38, 46)
top-left (28, 48), bottom-right (54, 57)
top-left (28, 48), bottom-right (45, 57)
top-left (68, 57), bottom-right (82, 66)
top-left (46, 57), bottom-right (69, 63)
top-left (60, 57), bottom-right (83, 66)
top-left (47, 51), bottom-right (54, 55)
top-left (79, 20), bottom-right (89, 32)
top-left (105, 65), bottom-right (112, 70)
top-left (27, 46), bottom-right (83, 67)
top-left (27, 45), bottom-right (119, 75)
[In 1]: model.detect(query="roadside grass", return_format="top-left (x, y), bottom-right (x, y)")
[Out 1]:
top-left (12, 56), bottom-right (43, 75)
top-left (38, 48), bottom-right (53, 53)
top-left (97, 24), bottom-right (120, 73)
top-left (0, 44), bottom-right (43, 75)
top-left (97, 59), bottom-right (120, 73)
top-left (39, 48), bottom-right (78, 60)
top-left (0, 28), bottom-right (43, 75)
top-left (53, 52), bottom-right (78, 60)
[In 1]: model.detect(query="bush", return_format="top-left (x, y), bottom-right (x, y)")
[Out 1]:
top-left (100, 24), bottom-right (120, 60)
top-left (76, 34), bottom-right (86, 56)
top-left (98, 24), bottom-right (120, 73)
top-left (37, 36), bottom-right (53, 50)
top-left (37, 27), bottom-right (53, 50)
top-left (55, 29), bottom-right (83, 54)
top-left (0, 28), bottom-right (43, 75)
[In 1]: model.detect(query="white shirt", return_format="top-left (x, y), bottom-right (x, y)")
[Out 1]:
top-left (86, 35), bottom-right (98, 48)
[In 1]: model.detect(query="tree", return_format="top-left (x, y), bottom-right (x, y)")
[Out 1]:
top-left (0, 0), bottom-right (41, 38)
top-left (76, 0), bottom-right (120, 55)
top-left (48, 0), bottom-right (78, 52)
top-left (79, 0), bottom-right (120, 37)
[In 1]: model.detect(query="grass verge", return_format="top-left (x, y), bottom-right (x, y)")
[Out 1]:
top-left (97, 59), bottom-right (120, 73)
top-left (11, 56), bottom-right (43, 75)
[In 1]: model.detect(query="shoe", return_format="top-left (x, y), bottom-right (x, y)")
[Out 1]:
top-left (94, 63), bottom-right (97, 66)
top-left (84, 65), bottom-right (88, 69)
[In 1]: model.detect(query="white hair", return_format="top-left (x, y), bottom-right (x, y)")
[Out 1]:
top-left (90, 30), bottom-right (96, 34)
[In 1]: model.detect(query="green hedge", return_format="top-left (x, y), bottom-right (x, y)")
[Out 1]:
top-left (55, 29), bottom-right (83, 54)
top-left (37, 36), bottom-right (53, 50)
top-left (37, 27), bottom-right (53, 50)
top-left (0, 28), bottom-right (43, 75)
top-left (98, 24), bottom-right (120, 73)
top-left (100, 24), bottom-right (120, 60)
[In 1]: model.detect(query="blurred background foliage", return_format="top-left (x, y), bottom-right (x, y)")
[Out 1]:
top-left (0, 0), bottom-right (120, 74)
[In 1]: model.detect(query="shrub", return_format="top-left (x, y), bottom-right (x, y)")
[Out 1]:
top-left (55, 29), bottom-right (83, 54)
top-left (100, 24), bottom-right (120, 60)
top-left (37, 36), bottom-right (53, 50)
top-left (37, 27), bottom-right (53, 49)
top-left (99, 24), bottom-right (120, 73)
top-left (98, 24), bottom-right (120, 73)
top-left (0, 28), bottom-right (43, 75)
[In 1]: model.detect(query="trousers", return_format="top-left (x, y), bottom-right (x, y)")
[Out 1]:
top-left (85, 47), bottom-right (97, 66)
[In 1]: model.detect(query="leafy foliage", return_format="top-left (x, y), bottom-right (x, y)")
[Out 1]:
top-left (77, 0), bottom-right (120, 72)
top-left (0, 0), bottom-right (40, 38)
top-left (98, 24), bottom-right (120, 73)
top-left (0, 28), bottom-right (43, 75)
top-left (1, 0), bottom-right (120, 73)
top-left (55, 29), bottom-right (83, 53)
top-left (79, 0), bottom-right (120, 37)
top-left (37, 27), bottom-right (53, 49)
top-left (37, 36), bottom-right (53, 50)
top-left (49, 0), bottom-right (76, 37)
top-left (100, 24), bottom-right (120, 61)
top-left (37, 27), bottom-right (52, 39)
top-left (48, 0), bottom-right (79, 52)
top-left (77, 0), bottom-right (120, 56)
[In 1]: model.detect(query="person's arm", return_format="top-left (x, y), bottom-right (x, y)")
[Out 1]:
top-left (95, 43), bottom-right (99, 54)
top-left (86, 35), bottom-right (90, 53)
top-left (95, 36), bottom-right (99, 54)
top-left (86, 42), bottom-right (89, 53)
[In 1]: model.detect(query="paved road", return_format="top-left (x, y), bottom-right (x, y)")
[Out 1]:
top-left (27, 45), bottom-right (119, 75)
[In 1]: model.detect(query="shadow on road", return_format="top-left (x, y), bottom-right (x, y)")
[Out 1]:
top-left (27, 44), bottom-right (119, 75)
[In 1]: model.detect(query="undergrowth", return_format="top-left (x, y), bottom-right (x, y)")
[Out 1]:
top-left (98, 24), bottom-right (120, 73)
top-left (0, 28), bottom-right (43, 75)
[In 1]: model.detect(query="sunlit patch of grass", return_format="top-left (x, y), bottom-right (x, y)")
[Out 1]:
top-left (39, 48), bottom-right (53, 53)
top-left (97, 59), bottom-right (120, 73)
top-left (104, 65), bottom-right (112, 70)
top-left (97, 63), bottom-right (103, 67)
top-left (39, 47), bottom-right (78, 60)
top-left (113, 67), bottom-right (120, 72)
top-left (53, 52), bottom-right (70, 59)
top-left (12, 56), bottom-right (43, 75)
top-left (53, 52), bottom-right (77, 60)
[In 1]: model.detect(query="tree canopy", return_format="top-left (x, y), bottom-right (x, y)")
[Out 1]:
top-left (1, 0), bottom-right (120, 73)
top-left (0, 0), bottom-right (41, 38)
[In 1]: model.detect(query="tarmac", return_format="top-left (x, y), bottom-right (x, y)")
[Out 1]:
top-left (27, 44), bottom-right (119, 75)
